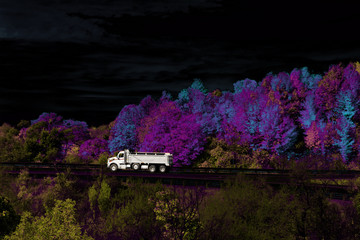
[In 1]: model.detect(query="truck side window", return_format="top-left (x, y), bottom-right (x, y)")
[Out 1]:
top-left (119, 153), bottom-right (124, 158)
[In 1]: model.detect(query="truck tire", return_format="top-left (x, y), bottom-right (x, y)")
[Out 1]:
top-left (159, 165), bottom-right (167, 173)
top-left (110, 164), bottom-right (118, 172)
top-left (149, 165), bottom-right (156, 173)
top-left (132, 163), bottom-right (140, 170)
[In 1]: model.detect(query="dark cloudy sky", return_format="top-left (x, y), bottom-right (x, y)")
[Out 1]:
top-left (1, 0), bottom-right (360, 126)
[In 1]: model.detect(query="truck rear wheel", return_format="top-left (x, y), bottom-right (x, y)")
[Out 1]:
top-left (159, 165), bottom-right (167, 173)
top-left (149, 165), bottom-right (156, 173)
top-left (110, 164), bottom-right (118, 172)
top-left (132, 163), bottom-right (140, 170)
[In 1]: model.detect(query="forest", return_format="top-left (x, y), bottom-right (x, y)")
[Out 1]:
top-left (1, 61), bottom-right (360, 169)
top-left (2, 61), bottom-right (360, 239)
top-left (2, 168), bottom-right (360, 239)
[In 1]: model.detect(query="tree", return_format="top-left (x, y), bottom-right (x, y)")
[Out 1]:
top-left (299, 93), bottom-right (317, 130)
top-left (60, 119), bottom-right (90, 156)
top-left (200, 175), bottom-right (298, 239)
top-left (78, 138), bottom-right (108, 163)
top-left (299, 67), bottom-right (322, 90)
top-left (151, 188), bottom-right (203, 240)
top-left (19, 113), bottom-right (91, 163)
top-left (196, 137), bottom-right (253, 168)
top-left (233, 78), bottom-right (258, 93)
top-left (23, 122), bottom-right (65, 163)
top-left (108, 104), bottom-right (145, 153)
top-left (258, 104), bottom-right (297, 155)
top-left (0, 123), bottom-right (25, 162)
top-left (333, 116), bottom-right (355, 162)
top-left (4, 199), bottom-right (93, 240)
top-left (230, 86), bottom-right (263, 146)
top-left (138, 100), bottom-right (206, 166)
top-left (0, 196), bottom-right (20, 238)
top-left (108, 179), bottom-right (163, 240)
top-left (315, 64), bottom-right (345, 120)
top-left (177, 80), bottom-right (222, 135)
top-left (30, 112), bottom-right (63, 130)
top-left (305, 120), bottom-right (336, 158)
top-left (177, 78), bottom-right (208, 109)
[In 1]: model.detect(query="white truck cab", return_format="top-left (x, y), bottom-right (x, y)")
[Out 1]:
top-left (107, 149), bottom-right (173, 173)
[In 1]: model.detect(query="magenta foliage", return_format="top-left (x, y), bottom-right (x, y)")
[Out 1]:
top-left (108, 104), bottom-right (145, 153)
top-left (29, 112), bottom-right (90, 144)
top-left (186, 89), bottom-right (218, 135)
top-left (299, 93), bottom-right (318, 130)
top-left (315, 64), bottom-right (345, 119)
top-left (229, 87), bottom-right (265, 146)
top-left (79, 138), bottom-right (109, 162)
top-left (30, 112), bottom-right (63, 130)
top-left (139, 95), bottom-right (157, 116)
top-left (259, 111), bottom-right (297, 155)
top-left (61, 119), bottom-right (90, 145)
top-left (233, 79), bottom-right (258, 93)
top-left (105, 62), bottom-right (360, 166)
top-left (341, 63), bottom-right (360, 99)
top-left (29, 113), bottom-right (90, 144)
top-left (299, 67), bottom-right (322, 90)
top-left (108, 96), bottom-right (157, 154)
top-left (138, 100), bottom-right (206, 166)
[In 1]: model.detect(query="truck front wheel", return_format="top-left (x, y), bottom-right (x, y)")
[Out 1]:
top-left (110, 164), bottom-right (118, 172)
top-left (159, 165), bottom-right (167, 173)
top-left (149, 165), bottom-right (156, 173)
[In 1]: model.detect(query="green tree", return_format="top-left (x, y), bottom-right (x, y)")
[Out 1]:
top-left (98, 181), bottom-right (111, 215)
top-left (4, 199), bottom-right (93, 240)
top-left (15, 170), bottom-right (33, 212)
top-left (152, 188), bottom-right (203, 240)
top-left (108, 179), bottom-right (164, 239)
top-left (197, 137), bottom-right (254, 168)
top-left (200, 175), bottom-right (298, 239)
top-left (0, 123), bottom-right (25, 163)
top-left (23, 122), bottom-right (64, 163)
top-left (41, 171), bottom-right (76, 210)
top-left (0, 196), bottom-right (20, 239)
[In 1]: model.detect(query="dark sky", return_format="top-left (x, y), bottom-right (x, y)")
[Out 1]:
top-left (1, 0), bottom-right (360, 127)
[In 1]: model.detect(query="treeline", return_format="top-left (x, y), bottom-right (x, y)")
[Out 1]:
top-left (1, 61), bottom-right (360, 169)
top-left (2, 169), bottom-right (360, 239)
top-left (109, 61), bottom-right (360, 168)
top-left (0, 114), bottom-right (110, 164)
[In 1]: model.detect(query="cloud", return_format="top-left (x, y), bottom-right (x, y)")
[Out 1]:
top-left (0, 0), bottom-right (221, 42)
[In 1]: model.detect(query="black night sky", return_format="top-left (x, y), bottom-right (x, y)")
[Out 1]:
top-left (1, 0), bottom-right (360, 127)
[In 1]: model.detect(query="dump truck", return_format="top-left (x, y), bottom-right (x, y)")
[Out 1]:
top-left (107, 149), bottom-right (173, 173)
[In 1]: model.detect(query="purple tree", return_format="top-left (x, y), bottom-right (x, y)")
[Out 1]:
top-left (30, 112), bottom-right (63, 130)
top-left (299, 93), bottom-right (317, 130)
top-left (108, 95), bottom-right (157, 153)
top-left (61, 119), bottom-right (90, 155)
top-left (233, 79), bottom-right (258, 93)
top-left (315, 64), bottom-right (345, 120)
top-left (79, 138), bottom-right (109, 163)
top-left (229, 87), bottom-right (265, 146)
top-left (138, 100), bottom-right (206, 166)
top-left (258, 103), bottom-right (297, 155)
top-left (108, 104), bottom-right (145, 153)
